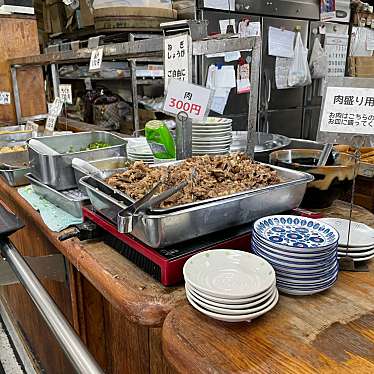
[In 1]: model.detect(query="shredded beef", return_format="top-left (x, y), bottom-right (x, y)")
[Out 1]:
top-left (106, 153), bottom-right (281, 208)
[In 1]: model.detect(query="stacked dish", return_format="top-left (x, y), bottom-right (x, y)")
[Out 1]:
top-left (320, 218), bottom-right (374, 262)
top-left (183, 249), bottom-right (278, 322)
top-left (127, 138), bottom-right (154, 164)
top-left (192, 117), bottom-right (232, 156)
top-left (252, 215), bottom-right (339, 296)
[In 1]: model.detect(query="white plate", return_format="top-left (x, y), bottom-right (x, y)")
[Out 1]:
top-left (338, 244), bottom-right (374, 252)
top-left (183, 250), bottom-right (276, 299)
top-left (320, 218), bottom-right (374, 247)
top-left (186, 279), bottom-right (276, 305)
top-left (192, 140), bottom-right (232, 145)
top-left (337, 254), bottom-right (374, 262)
top-left (186, 286), bottom-right (277, 315)
top-left (193, 117), bottom-right (232, 125)
top-left (277, 283), bottom-right (335, 296)
top-left (337, 247), bottom-right (374, 257)
top-left (186, 289), bottom-right (279, 322)
top-left (192, 129), bottom-right (232, 134)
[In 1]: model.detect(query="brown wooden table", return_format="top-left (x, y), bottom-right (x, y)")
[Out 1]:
top-left (162, 201), bottom-right (374, 374)
top-left (0, 177), bottom-right (184, 373)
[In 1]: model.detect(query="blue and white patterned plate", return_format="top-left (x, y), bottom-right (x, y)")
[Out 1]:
top-left (254, 215), bottom-right (339, 249)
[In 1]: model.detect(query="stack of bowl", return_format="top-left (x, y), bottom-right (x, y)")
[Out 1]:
top-left (183, 249), bottom-right (278, 322)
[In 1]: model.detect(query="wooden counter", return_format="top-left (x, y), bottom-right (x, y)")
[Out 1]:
top-left (162, 201), bottom-right (374, 374)
top-left (0, 177), bottom-right (184, 373)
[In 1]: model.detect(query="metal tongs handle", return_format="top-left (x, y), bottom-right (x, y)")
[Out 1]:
top-left (117, 179), bottom-right (188, 234)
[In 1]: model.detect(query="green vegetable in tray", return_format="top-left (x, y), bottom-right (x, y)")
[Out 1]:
top-left (81, 142), bottom-right (111, 151)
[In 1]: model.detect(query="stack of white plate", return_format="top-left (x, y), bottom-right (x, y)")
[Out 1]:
top-left (320, 218), bottom-right (374, 262)
top-left (183, 249), bottom-right (278, 322)
top-left (127, 138), bottom-right (154, 164)
top-left (252, 215), bottom-right (339, 296)
top-left (192, 117), bottom-right (232, 156)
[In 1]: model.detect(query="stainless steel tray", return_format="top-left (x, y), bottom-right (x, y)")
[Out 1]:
top-left (0, 125), bottom-right (32, 143)
top-left (27, 131), bottom-right (127, 191)
top-left (73, 156), bottom-right (131, 190)
top-left (0, 151), bottom-right (30, 187)
top-left (26, 174), bottom-right (88, 218)
top-left (80, 165), bottom-right (313, 248)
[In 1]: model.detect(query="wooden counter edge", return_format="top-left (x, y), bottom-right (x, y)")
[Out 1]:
top-left (0, 178), bottom-right (185, 327)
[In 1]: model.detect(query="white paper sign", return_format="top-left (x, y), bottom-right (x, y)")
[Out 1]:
top-left (164, 34), bottom-right (192, 91)
top-left (89, 48), bottom-right (103, 72)
top-left (0, 91), bottom-right (11, 105)
top-left (163, 79), bottom-right (213, 121)
top-left (268, 27), bottom-right (295, 58)
top-left (203, 0), bottom-right (235, 11)
top-left (49, 97), bottom-right (64, 117)
top-left (45, 115), bottom-right (58, 133)
top-left (320, 87), bottom-right (374, 135)
top-left (59, 84), bottom-right (73, 104)
top-left (219, 19), bottom-right (236, 34)
top-left (325, 33), bottom-right (348, 77)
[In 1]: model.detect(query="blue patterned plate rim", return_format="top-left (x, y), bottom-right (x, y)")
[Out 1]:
top-left (252, 232), bottom-right (338, 255)
top-left (274, 263), bottom-right (339, 280)
top-left (252, 237), bottom-right (338, 260)
top-left (276, 277), bottom-right (338, 290)
top-left (252, 244), bottom-right (337, 267)
top-left (275, 268), bottom-right (339, 284)
top-left (253, 215), bottom-right (340, 249)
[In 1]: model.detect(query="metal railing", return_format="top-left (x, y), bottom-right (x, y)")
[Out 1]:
top-left (0, 239), bottom-right (104, 374)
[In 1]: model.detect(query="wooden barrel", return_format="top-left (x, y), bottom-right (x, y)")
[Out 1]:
top-left (94, 7), bottom-right (177, 32)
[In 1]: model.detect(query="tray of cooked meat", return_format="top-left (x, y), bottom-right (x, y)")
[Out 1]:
top-left (79, 153), bottom-right (313, 248)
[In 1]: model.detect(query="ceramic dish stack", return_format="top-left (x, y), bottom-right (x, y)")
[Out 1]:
top-left (252, 215), bottom-right (339, 296)
top-left (192, 117), bottom-right (232, 156)
top-left (320, 218), bottom-right (374, 262)
top-left (183, 249), bottom-right (278, 322)
top-left (127, 138), bottom-right (154, 164)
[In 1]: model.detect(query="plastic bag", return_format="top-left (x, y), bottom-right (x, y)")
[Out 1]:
top-left (288, 33), bottom-right (311, 87)
top-left (309, 38), bottom-right (328, 79)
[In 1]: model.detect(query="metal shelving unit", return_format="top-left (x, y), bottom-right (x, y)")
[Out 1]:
top-left (9, 35), bottom-right (261, 152)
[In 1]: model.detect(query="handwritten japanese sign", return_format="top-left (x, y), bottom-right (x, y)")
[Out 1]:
top-left (164, 34), bottom-right (192, 91)
top-left (45, 97), bottom-right (64, 133)
top-left (0, 91), bottom-right (11, 105)
top-left (320, 87), bottom-right (374, 135)
top-left (59, 84), bottom-right (73, 104)
top-left (89, 48), bottom-right (103, 72)
top-left (163, 79), bottom-right (213, 121)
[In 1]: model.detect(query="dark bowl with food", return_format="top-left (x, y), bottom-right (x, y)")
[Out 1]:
top-left (270, 149), bottom-right (355, 209)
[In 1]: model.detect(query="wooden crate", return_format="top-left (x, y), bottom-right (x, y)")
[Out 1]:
top-left (348, 56), bottom-right (374, 78)
top-left (0, 16), bottom-right (46, 123)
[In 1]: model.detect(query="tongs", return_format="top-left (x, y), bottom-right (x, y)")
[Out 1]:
top-left (117, 178), bottom-right (188, 234)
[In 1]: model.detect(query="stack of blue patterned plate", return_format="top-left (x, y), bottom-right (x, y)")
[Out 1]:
top-left (251, 215), bottom-right (339, 296)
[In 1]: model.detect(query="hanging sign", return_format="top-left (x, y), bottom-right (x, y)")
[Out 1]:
top-left (45, 97), bottom-right (64, 133)
top-left (164, 34), bottom-right (192, 91)
top-left (59, 84), bottom-right (73, 104)
top-left (89, 48), bottom-right (103, 72)
top-left (163, 79), bottom-right (213, 121)
top-left (320, 86), bottom-right (374, 135)
top-left (0, 91), bottom-right (11, 105)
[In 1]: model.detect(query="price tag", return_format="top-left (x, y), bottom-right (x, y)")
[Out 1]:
top-left (320, 87), bottom-right (374, 135)
top-left (45, 115), bottom-right (58, 133)
top-left (59, 84), bottom-right (73, 104)
top-left (84, 78), bottom-right (93, 90)
top-left (163, 79), bottom-right (213, 121)
top-left (26, 121), bottom-right (39, 137)
top-left (49, 97), bottom-right (64, 117)
top-left (164, 34), bottom-right (192, 91)
top-left (0, 91), bottom-right (11, 105)
top-left (89, 48), bottom-right (103, 72)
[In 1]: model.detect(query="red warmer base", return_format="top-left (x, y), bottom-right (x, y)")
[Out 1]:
top-left (83, 206), bottom-right (252, 286)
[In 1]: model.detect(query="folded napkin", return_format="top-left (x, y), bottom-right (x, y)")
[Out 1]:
top-left (18, 185), bottom-right (83, 232)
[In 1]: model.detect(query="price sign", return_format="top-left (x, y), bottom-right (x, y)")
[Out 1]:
top-left (49, 97), bottom-right (64, 117)
top-left (59, 84), bottom-right (73, 104)
top-left (164, 34), bottom-right (192, 91)
top-left (0, 91), bottom-right (11, 105)
top-left (163, 79), bottom-right (213, 121)
top-left (26, 121), bottom-right (39, 137)
top-left (320, 87), bottom-right (374, 135)
top-left (45, 115), bottom-right (58, 133)
top-left (89, 48), bottom-right (103, 72)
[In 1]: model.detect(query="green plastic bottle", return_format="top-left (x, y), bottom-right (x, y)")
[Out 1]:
top-left (145, 120), bottom-right (176, 160)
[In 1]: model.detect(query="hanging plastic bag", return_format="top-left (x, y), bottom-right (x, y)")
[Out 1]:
top-left (309, 38), bottom-right (328, 79)
top-left (288, 33), bottom-right (311, 87)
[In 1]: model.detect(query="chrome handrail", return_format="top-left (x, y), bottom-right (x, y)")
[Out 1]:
top-left (0, 239), bottom-right (104, 374)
